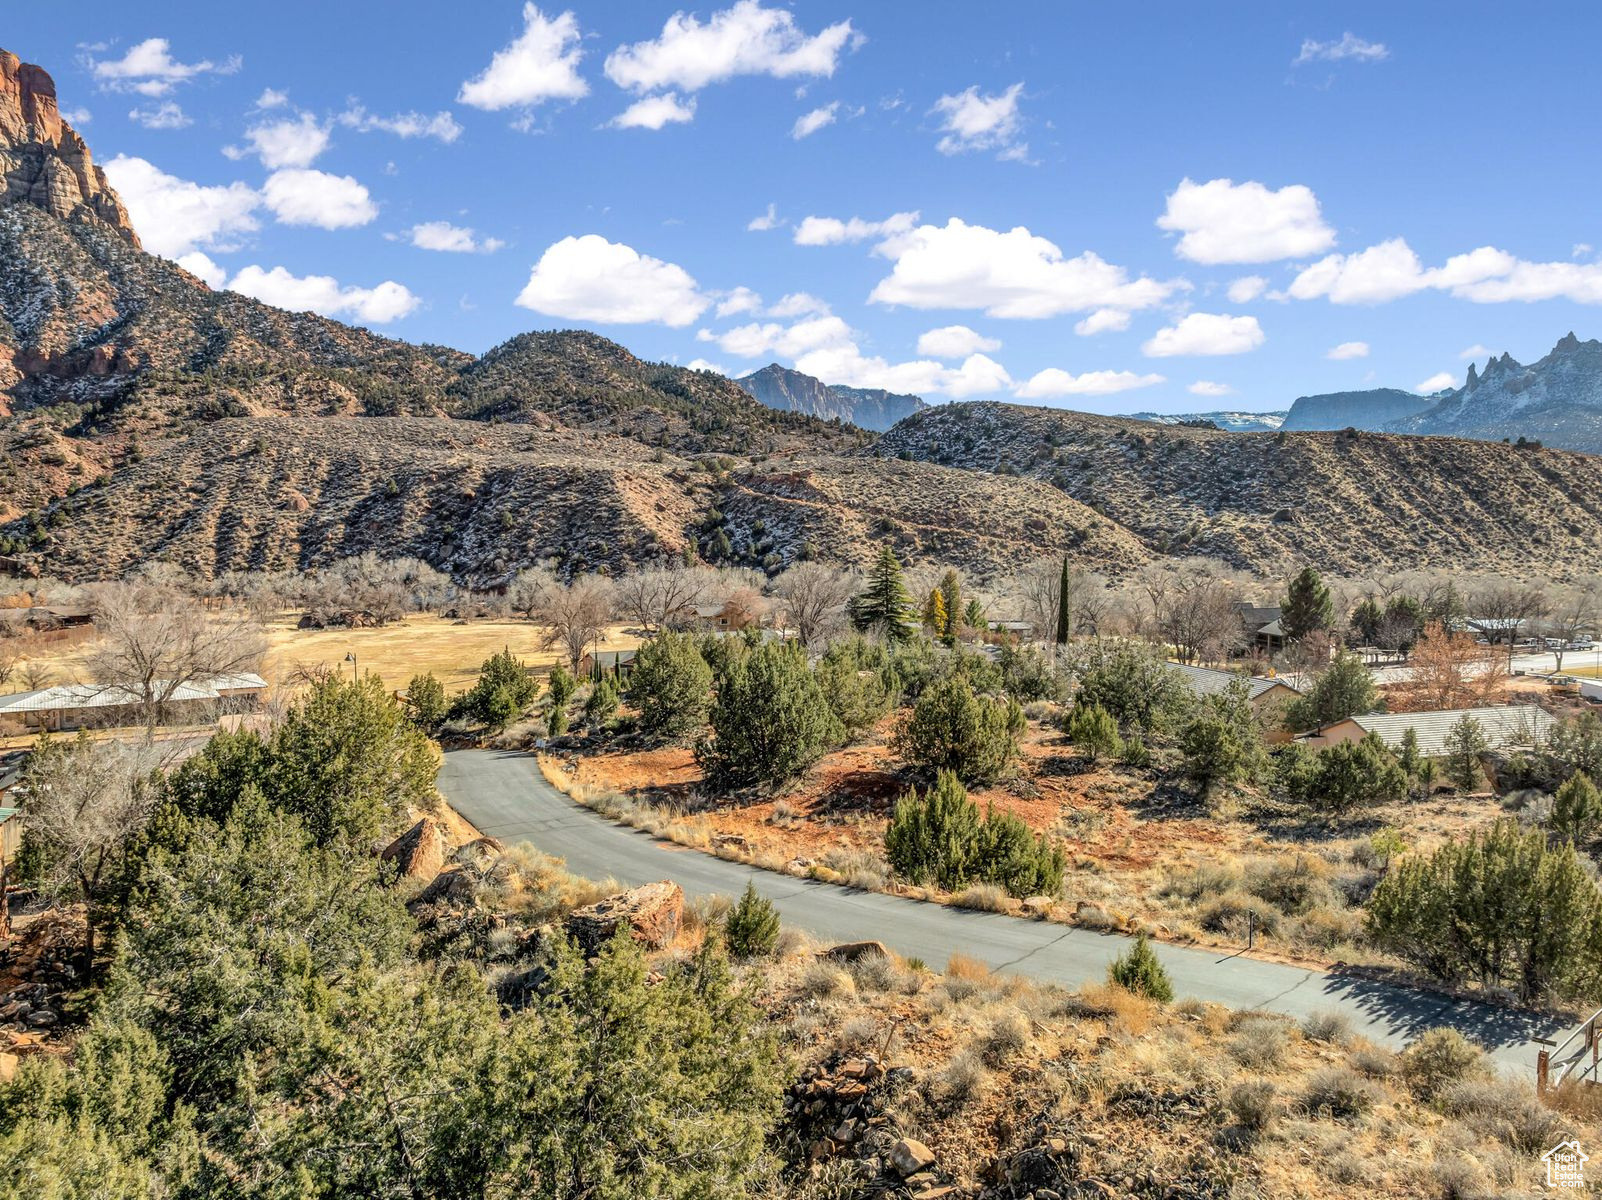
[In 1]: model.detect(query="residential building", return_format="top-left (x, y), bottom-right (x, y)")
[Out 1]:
top-left (1171, 662), bottom-right (1302, 741)
top-left (1298, 704), bottom-right (1556, 757)
top-left (0, 672), bottom-right (268, 733)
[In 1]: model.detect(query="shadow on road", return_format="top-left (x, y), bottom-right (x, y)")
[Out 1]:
top-left (1320, 968), bottom-right (1571, 1052)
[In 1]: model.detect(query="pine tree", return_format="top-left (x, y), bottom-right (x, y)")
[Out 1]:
top-left (853, 544), bottom-right (915, 643)
top-left (1108, 933), bottom-right (1174, 1001)
top-left (1551, 772), bottom-right (1602, 846)
top-left (1055, 556), bottom-right (1072, 645)
top-left (938, 569), bottom-right (962, 638)
top-left (1281, 566), bottom-right (1335, 643)
top-left (964, 597), bottom-right (986, 631)
top-left (1443, 713), bottom-right (1488, 791)
top-left (723, 881), bottom-right (781, 957)
top-left (1065, 702), bottom-right (1122, 764)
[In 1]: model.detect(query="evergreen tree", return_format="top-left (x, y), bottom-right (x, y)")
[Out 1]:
top-left (1398, 726), bottom-right (1421, 779)
top-left (1108, 933), bottom-right (1174, 1002)
top-left (815, 641), bottom-right (896, 739)
top-left (406, 672), bottom-right (447, 730)
top-left (1055, 556), bottom-right (1072, 645)
top-left (1281, 566), bottom-right (1335, 643)
top-left (884, 769), bottom-right (981, 890)
top-left (630, 632), bottom-right (714, 742)
top-left (723, 881), bottom-right (781, 958)
top-left (938, 570), bottom-right (962, 639)
top-left (582, 674), bottom-right (621, 730)
top-left (1065, 702), bottom-right (1122, 764)
top-left (463, 648), bottom-right (538, 729)
top-left (1178, 678), bottom-right (1270, 789)
top-left (894, 674), bottom-right (1023, 784)
top-left (972, 805), bottom-right (1066, 898)
top-left (1071, 641), bottom-right (1192, 734)
top-left (1443, 713), bottom-right (1489, 791)
top-left (1282, 652), bottom-right (1377, 732)
top-left (1551, 772), bottom-right (1602, 847)
top-left (696, 642), bottom-right (844, 790)
top-left (1282, 732), bottom-right (1407, 817)
top-left (853, 543), bottom-right (915, 642)
top-left (547, 664), bottom-right (577, 737)
top-left (964, 597), bottom-right (986, 631)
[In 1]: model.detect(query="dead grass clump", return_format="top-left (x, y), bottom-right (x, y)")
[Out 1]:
top-left (1300, 1009), bottom-right (1354, 1046)
top-left (976, 1012), bottom-right (1030, 1066)
top-left (846, 951), bottom-right (901, 994)
top-left (820, 847), bottom-right (889, 891)
top-left (1430, 1156), bottom-right (1495, 1200)
top-left (1435, 1078), bottom-right (1559, 1154)
top-left (931, 1050), bottom-right (990, 1110)
top-left (1196, 889), bottom-right (1282, 940)
top-left (1288, 905), bottom-right (1361, 953)
top-left (1243, 854), bottom-right (1339, 914)
top-left (1077, 981), bottom-right (1156, 1036)
top-left (681, 893), bottom-right (732, 940)
top-left (1226, 1079), bottom-right (1278, 1133)
top-left (1399, 1028), bottom-right (1487, 1101)
top-left (950, 882), bottom-right (1013, 912)
top-left (1349, 1043), bottom-right (1400, 1079)
top-left (1301, 1066), bottom-right (1383, 1120)
top-left (1227, 1014), bottom-right (1290, 1070)
top-left (834, 1015), bottom-right (882, 1054)
top-left (797, 960), bottom-right (856, 1001)
top-left (1162, 861), bottom-right (1242, 902)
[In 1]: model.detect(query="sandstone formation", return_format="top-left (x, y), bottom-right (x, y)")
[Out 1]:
top-left (565, 881), bottom-right (684, 955)
top-left (381, 816), bottom-right (450, 881)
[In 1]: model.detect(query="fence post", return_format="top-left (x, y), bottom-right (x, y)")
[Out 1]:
top-left (1538, 1049), bottom-right (1550, 1096)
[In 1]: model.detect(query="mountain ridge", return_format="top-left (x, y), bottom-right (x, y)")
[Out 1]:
top-left (734, 362), bottom-right (926, 432)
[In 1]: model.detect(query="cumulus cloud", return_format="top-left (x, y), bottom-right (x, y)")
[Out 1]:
top-left (62, 107), bottom-right (92, 125)
top-left (1326, 340), bottom-right (1370, 360)
top-left (1142, 313), bottom-right (1265, 357)
top-left (254, 88), bottom-right (289, 110)
top-left (175, 251), bottom-right (227, 288)
top-left (1187, 380), bottom-right (1234, 397)
top-left (609, 93), bottom-right (696, 129)
top-left (338, 106), bottom-right (463, 143)
top-left (1283, 238), bottom-right (1602, 306)
top-left (930, 82), bottom-right (1026, 159)
top-left (604, 1), bottom-right (856, 94)
top-left (1157, 178), bottom-right (1335, 265)
top-left (262, 168), bottom-right (378, 229)
top-left (458, 5), bottom-right (588, 111)
top-left (1459, 343), bottom-right (1494, 360)
top-left (1294, 33), bottom-right (1389, 66)
top-left (767, 292), bottom-right (831, 318)
top-left (89, 37), bottom-right (240, 96)
top-left (1073, 308), bottom-right (1131, 336)
top-left (715, 286), bottom-right (763, 317)
top-left (685, 358), bottom-right (727, 375)
top-left (792, 101), bottom-right (839, 139)
top-left (515, 235), bottom-right (709, 326)
top-left (406, 221), bottom-right (505, 253)
top-left (868, 217), bottom-right (1183, 319)
top-left (229, 111), bottom-right (330, 168)
top-left (746, 203), bottom-right (781, 232)
top-left (1015, 368), bottom-right (1164, 398)
top-left (917, 325), bottom-right (1001, 358)
top-left (1417, 371), bottom-right (1457, 393)
top-left (127, 101), bottom-right (190, 129)
top-left (699, 313), bottom-right (853, 358)
top-left (1227, 275), bottom-right (1268, 303)
top-left (793, 210), bottom-right (918, 246)
top-left (102, 155), bottom-right (260, 257)
top-left (227, 264), bottom-right (420, 323)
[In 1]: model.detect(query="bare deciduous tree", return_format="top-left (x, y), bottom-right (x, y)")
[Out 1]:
top-left (772, 562), bottom-right (857, 647)
top-left (1470, 578), bottom-right (1551, 665)
top-left (1544, 578), bottom-right (1601, 672)
top-left (614, 562), bottom-right (713, 635)
top-left (536, 576), bottom-right (615, 670)
top-left (86, 580), bottom-right (268, 729)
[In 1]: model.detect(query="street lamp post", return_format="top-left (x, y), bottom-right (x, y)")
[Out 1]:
top-left (344, 652), bottom-right (358, 684)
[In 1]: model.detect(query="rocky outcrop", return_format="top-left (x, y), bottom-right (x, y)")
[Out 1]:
top-left (0, 49), bottom-right (138, 245)
top-left (381, 816), bottom-right (450, 880)
top-left (736, 363), bottom-right (926, 432)
top-left (565, 881), bottom-right (684, 954)
top-left (1280, 387), bottom-right (1431, 432)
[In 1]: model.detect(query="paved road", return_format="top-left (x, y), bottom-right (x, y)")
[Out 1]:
top-left (438, 748), bottom-right (1577, 1070)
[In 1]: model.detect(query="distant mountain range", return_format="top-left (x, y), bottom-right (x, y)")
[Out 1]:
top-left (1283, 334), bottom-right (1602, 452)
top-left (734, 363), bottom-right (927, 432)
top-left (1132, 410), bottom-right (1286, 433)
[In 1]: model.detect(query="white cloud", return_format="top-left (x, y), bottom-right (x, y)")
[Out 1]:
top-left (102, 155), bottom-right (260, 257)
top-left (1227, 275), bottom-right (1268, 303)
top-left (868, 217), bottom-right (1183, 319)
top-left (1294, 33), bottom-right (1389, 66)
top-left (407, 221), bottom-right (504, 253)
top-left (1157, 177), bottom-right (1335, 265)
top-left (1187, 380), bottom-right (1234, 397)
top-left (1142, 313), bottom-right (1264, 357)
top-left (715, 287), bottom-right (763, 317)
top-left (1285, 237), bottom-right (1602, 306)
top-left (930, 82), bottom-right (1025, 158)
top-left (262, 169), bottom-right (377, 229)
top-left (233, 112), bottom-right (330, 168)
top-left (458, 5), bottom-right (588, 111)
top-left (1459, 343), bottom-right (1493, 360)
top-left (127, 101), bottom-right (190, 129)
top-left (254, 88), bottom-right (289, 110)
top-left (1574, 243), bottom-right (1594, 260)
top-left (89, 37), bottom-right (240, 96)
top-left (338, 106), bottom-right (463, 143)
top-left (62, 106), bottom-right (92, 125)
top-left (609, 93), bottom-right (696, 130)
top-left (746, 203), bottom-right (781, 232)
top-left (793, 210), bottom-right (918, 246)
top-left (515, 235), bottom-right (709, 326)
top-left (701, 313), bottom-right (854, 359)
top-left (767, 292), bottom-right (831, 318)
top-left (226, 264), bottom-right (420, 324)
top-left (1073, 308), bottom-right (1131, 336)
top-left (917, 325), bottom-right (1001, 358)
top-left (686, 358), bottom-right (727, 375)
top-left (604, 1), bottom-right (856, 94)
top-left (791, 101), bottom-right (838, 139)
top-left (1015, 368), bottom-right (1165, 398)
top-left (1326, 340), bottom-right (1370, 360)
top-left (1416, 371), bottom-right (1457, 393)
top-left (175, 251), bottom-right (227, 288)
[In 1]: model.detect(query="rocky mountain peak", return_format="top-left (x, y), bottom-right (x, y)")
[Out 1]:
top-left (0, 48), bottom-right (139, 246)
top-left (1556, 331), bottom-right (1582, 353)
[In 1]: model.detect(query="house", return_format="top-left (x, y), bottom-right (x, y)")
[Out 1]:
top-left (1233, 603), bottom-right (1284, 656)
top-left (0, 672), bottom-right (268, 733)
top-left (580, 649), bottom-right (638, 680)
top-left (1171, 662), bottom-right (1303, 740)
top-left (1297, 704), bottom-right (1556, 757)
top-left (689, 599), bottom-right (759, 633)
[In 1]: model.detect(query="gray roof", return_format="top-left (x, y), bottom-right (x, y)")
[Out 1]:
top-left (1345, 705), bottom-right (1556, 758)
top-left (0, 673), bottom-right (267, 715)
top-left (1171, 662), bottom-right (1300, 702)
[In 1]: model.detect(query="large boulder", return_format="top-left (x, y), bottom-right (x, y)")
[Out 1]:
top-left (565, 881), bottom-right (684, 955)
top-left (381, 817), bottom-right (449, 881)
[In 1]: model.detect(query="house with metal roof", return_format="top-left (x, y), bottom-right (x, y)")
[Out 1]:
top-left (0, 673), bottom-right (268, 732)
top-left (1298, 703), bottom-right (1556, 758)
top-left (1171, 662), bottom-right (1303, 741)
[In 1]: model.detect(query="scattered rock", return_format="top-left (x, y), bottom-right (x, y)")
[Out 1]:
top-left (891, 1137), bottom-right (937, 1177)
top-left (565, 881), bottom-right (683, 955)
top-left (381, 817), bottom-right (450, 881)
top-left (820, 940), bottom-right (891, 964)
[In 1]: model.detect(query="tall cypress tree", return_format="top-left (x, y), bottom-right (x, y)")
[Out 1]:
top-left (1281, 566), bottom-right (1334, 642)
top-left (853, 543), bottom-right (915, 643)
top-left (1055, 556), bottom-right (1072, 645)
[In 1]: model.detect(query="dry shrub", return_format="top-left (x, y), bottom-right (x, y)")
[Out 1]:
top-left (1227, 1015), bottom-right (1289, 1070)
top-left (821, 847), bottom-right (889, 891)
top-left (1323, 1149), bottom-right (1372, 1187)
top-left (847, 950), bottom-right (901, 994)
top-left (1227, 1079), bottom-right (1278, 1133)
top-left (797, 960), bottom-right (855, 1000)
top-left (1435, 1078), bottom-right (1559, 1153)
top-left (774, 926), bottom-right (815, 958)
top-left (976, 1012), bottom-right (1030, 1066)
top-left (1431, 1156), bottom-right (1495, 1200)
top-left (1547, 1077), bottom-right (1602, 1122)
top-left (1301, 1066), bottom-right (1383, 1120)
top-left (946, 953), bottom-right (993, 980)
top-left (1243, 854), bottom-right (1339, 915)
top-left (1300, 1009), bottom-right (1354, 1046)
top-left (1290, 905), bottom-right (1362, 952)
top-left (1162, 861), bottom-right (1241, 902)
top-left (1400, 1028), bottom-right (1487, 1101)
top-left (680, 893), bottom-right (732, 940)
top-left (835, 1015), bottom-right (881, 1053)
top-left (1196, 889), bottom-right (1282, 940)
top-left (950, 882), bottom-right (1013, 912)
top-left (1349, 1043), bottom-right (1399, 1079)
top-left (1078, 981), bottom-right (1156, 1036)
top-left (932, 1050), bottom-right (990, 1110)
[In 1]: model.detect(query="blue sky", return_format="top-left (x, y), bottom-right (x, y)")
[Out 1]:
top-left (12, 2), bottom-right (1602, 413)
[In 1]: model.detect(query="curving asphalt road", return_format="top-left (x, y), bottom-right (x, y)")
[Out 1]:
top-left (438, 748), bottom-right (1576, 1071)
